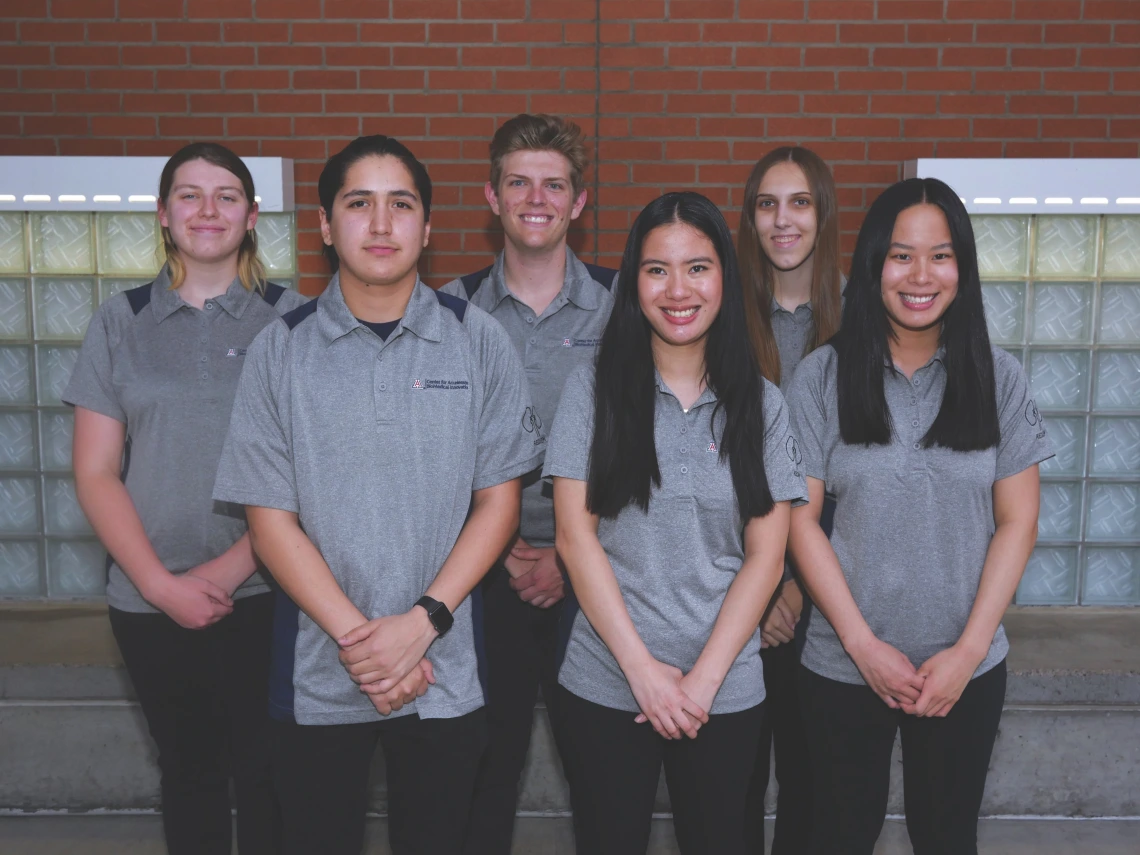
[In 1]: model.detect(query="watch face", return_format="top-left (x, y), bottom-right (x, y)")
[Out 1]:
top-left (433, 602), bottom-right (454, 635)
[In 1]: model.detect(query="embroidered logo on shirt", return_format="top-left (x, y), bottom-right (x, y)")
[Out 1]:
top-left (1025, 399), bottom-right (1040, 426)
top-left (522, 407), bottom-right (543, 434)
top-left (225, 348), bottom-right (247, 357)
top-left (707, 441), bottom-right (717, 453)
top-left (412, 379), bottom-right (424, 389)
top-left (563, 338), bottom-right (572, 347)
top-left (568, 337), bottom-right (602, 347)
top-left (412, 378), bottom-right (469, 391)
top-left (786, 436), bottom-right (803, 465)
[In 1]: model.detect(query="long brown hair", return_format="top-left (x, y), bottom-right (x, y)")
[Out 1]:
top-left (158, 142), bottom-right (266, 292)
top-left (737, 146), bottom-right (842, 386)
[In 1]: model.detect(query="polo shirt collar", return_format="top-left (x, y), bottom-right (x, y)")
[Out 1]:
top-left (769, 295), bottom-right (812, 317)
top-left (488, 246), bottom-right (602, 313)
top-left (885, 345), bottom-right (948, 375)
top-left (315, 273), bottom-right (442, 345)
top-left (149, 265), bottom-right (252, 322)
top-left (653, 368), bottom-right (718, 410)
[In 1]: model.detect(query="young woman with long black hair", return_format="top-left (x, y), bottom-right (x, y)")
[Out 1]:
top-left (543, 192), bottom-right (806, 854)
top-left (784, 178), bottom-right (1051, 854)
top-left (737, 145), bottom-right (844, 855)
top-left (65, 143), bottom-right (308, 854)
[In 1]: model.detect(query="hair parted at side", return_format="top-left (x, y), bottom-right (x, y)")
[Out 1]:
top-left (158, 142), bottom-right (266, 293)
top-left (317, 135), bottom-right (433, 272)
top-left (489, 114), bottom-right (590, 196)
top-left (737, 146), bottom-right (843, 387)
top-left (588, 191), bottom-right (776, 522)
top-left (835, 176), bottom-right (999, 451)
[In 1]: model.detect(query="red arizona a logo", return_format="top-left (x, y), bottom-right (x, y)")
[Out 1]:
top-left (707, 441), bottom-right (717, 453)
top-left (412, 379), bottom-right (423, 389)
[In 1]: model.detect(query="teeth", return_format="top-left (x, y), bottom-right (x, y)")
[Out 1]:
top-left (902, 294), bottom-right (935, 306)
top-left (522, 215), bottom-right (551, 223)
top-left (663, 307), bottom-right (698, 318)
top-left (773, 236), bottom-right (798, 244)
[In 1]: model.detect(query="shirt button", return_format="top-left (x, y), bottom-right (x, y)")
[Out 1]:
top-left (200, 355), bottom-right (207, 363)
top-left (912, 419), bottom-right (919, 427)
top-left (205, 301), bottom-right (214, 310)
top-left (680, 466), bottom-right (688, 474)
top-left (525, 316), bottom-right (533, 323)
top-left (680, 447), bottom-right (687, 454)
top-left (530, 337), bottom-right (536, 344)
top-left (913, 378), bottom-right (920, 386)
top-left (913, 442), bottom-right (921, 450)
top-left (680, 426), bottom-right (687, 434)
top-left (200, 372), bottom-right (208, 379)
top-left (911, 397), bottom-right (917, 405)
top-left (379, 382), bottom-right (386, 391)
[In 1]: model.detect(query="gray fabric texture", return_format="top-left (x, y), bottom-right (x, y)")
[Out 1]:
top-left (440, 247), bottom-right (615, 548)
top-left (542, 363), bottom-right (807, 714)
top-left (770, 296), bottom-right (815, 397)
top-left (62, 267), bottom-right (308, 613)
top-left (785, 344), bottom-right (1054, 686)
top-left (213, 275), bottom-right (543, 724)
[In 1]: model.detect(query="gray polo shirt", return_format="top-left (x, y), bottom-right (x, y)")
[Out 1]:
top-left (786, 345), bottom-right (1054, 686)
top-left (771, 297), bottom-right (815, 396)
top-left (62, 267), bottom-right (308, 613)
top-left (543, 364), bottom-right (807, 714)
top-left (212, 275), bottom-right (542, 725)
top-left (439, 248), bottom-right (616, 548)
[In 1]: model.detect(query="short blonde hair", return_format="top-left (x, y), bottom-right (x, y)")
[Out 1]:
top-left (489, 114), bottom-right (589, 196)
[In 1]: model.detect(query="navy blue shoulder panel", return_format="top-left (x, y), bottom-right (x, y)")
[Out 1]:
top-left (583, 262), bottom-right (619, 291)
top-left (125, 282), bottom-right (154, 316)
top-left (460, 265), bottom-right (494, 300)
top-left (262, 282), bottom-right (286, 306)
top-left (281, 297), bottom-right (319, 331)
top-left (434, 288), bottom-right (468, 323)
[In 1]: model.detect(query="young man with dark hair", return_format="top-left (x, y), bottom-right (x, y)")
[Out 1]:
top-left (214, 135), bottom-right (542, 855)
top-left (440, 114), bottom-right (617, 854)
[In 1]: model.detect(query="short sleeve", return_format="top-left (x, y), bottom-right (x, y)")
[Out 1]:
top-left (993, 348), bottom-right (1054, 481)
top-left (212, 321), bottom-right (299, 512)
top-left (760, 380), bottom-right (808, 507)
top-left (542, 364), bottom-right (595, 483)
top-left (472, 317), bottom-right (545, 491)
top-left (785, 348), bottom-right (832, 483)
top-left (62, 300), bottom-right (126, 423)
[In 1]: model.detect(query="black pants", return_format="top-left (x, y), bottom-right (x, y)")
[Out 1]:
top-left (463, 565), bottom-right (569, 855)
top-left (109, 593), bottom-right (278, 855)
top-left (271, 708), bottom-right (486, 855)
top-left (800, 661), bottom-right (1007, 855)
top-left (558, 685), bottom-right (764, 855)
top-left (743, 640), bottom-right (813, 854)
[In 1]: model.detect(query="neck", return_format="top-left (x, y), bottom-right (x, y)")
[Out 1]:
top-left (651, 335), bottom-right (708, 411)
top-left (339, 267), bottom-right (418, 323)
top-left (501, 240), bottom-right (568, 316)
top-left (176, 257), bottom-right (240, 309)
top-left (889, 323), bottom-right (941, 378)
top-left (771, 256), bottom-right (814, 312)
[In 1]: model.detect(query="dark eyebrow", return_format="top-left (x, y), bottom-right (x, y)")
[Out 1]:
top-left (504, 173), bottom-right (568, 183)
top-left (640, 256), bottom-right (716, 266)
top-left (889, 242), bottom-right (954, 251)
top-left (171, 184), bottom-right (244, 194)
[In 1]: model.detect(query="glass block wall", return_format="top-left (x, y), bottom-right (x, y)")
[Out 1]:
top-left (0, 210), bottom-right (297, 598)
top-left (976, 214), bottom-right (1140, 606)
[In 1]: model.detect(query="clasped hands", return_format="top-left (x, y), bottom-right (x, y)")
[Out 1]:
top-left (850, 634), bottom-right (983, 718)
top-left (337, 608), bottom-right (439, 716)
top-left (627, 656), bottom-right (716, 741)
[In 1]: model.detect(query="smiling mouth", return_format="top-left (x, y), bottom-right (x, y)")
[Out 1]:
top-left (521, 214), bottom-right (553, 224)
top-left (771, 234), bottom-right (800, 247)
top-left (900, 293), bottom-right (936, 309)
top-left (662, 306), bottom-right (698, 319)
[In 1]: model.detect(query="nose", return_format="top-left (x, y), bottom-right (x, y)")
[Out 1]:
top-left (370, 203), bottom-right (392, 235)
top-left (526, 182), bottom-right (545, 205)
top-left (664, 271), bottom-right (689, 301)
top-left (909, 256), bottom-right (933, 285)
top-left (773, 201), bottom-right (791, 229)
top-left (200, 194), bottom-right (218, 218)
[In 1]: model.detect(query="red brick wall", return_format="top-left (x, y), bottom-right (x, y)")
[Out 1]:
top-left (2, 0), bottom-right (1138, 293)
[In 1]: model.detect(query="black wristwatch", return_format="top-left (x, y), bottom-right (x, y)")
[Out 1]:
top-left (415, 595), bottom-right (454, 637)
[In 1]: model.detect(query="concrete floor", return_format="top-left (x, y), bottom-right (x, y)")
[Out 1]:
top-left (0, 815), bottom-right (1136, 854)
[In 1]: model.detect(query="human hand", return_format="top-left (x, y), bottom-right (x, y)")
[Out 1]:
top-left (508, 545), bottom-right (565, 608)
top-left (337, 608), bottom-right (437, 692)
top-left (625, 656), bottom-right (708, 740)
top-left (361, 659), bottom-right (435, 716)
top-left (148, 572), bottom-right (233, 630)
top-left (901, 645), bottom-right (981, 718)
top-left (186, 558), bottom-right (239, 599)
top-left (635, 666), bottom-right (722, 733)
top-left (760, 579), bottom-right (803, 648)
top-left (848, 635), bottom-right (925, 709)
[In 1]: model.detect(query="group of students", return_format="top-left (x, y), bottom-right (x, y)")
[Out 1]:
top-left (64, 114), bottom-right (1051, 855)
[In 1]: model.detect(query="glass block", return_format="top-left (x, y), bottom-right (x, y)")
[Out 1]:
top-left (0, 411), bottom-right (36, 470)
top-left (1086, 482), bottom-right (1139, 541)
top-left (971, 216), bottom-right (1029, 279)
top-left (1029, 282), bottom-right (1093, 344)
top-left (96, 212), bottom-right (161, 276)
top-left (1033, 216), bottom-right (1098, 279)
top-left (1016, 547), bottom-right (1077, 605)
top-left (0, 346), bottom-right (33, 404)
top-left (0, 476), bottom-right (39, 533)
top-left (99, 278), bottom-right (148, 304)
top-left (44, 476), bottom-right (91, 536)
top-left (1091, 418), bottom-right (1140, 477)
top-left (47, 540), bottom-right (105, 597)
top-left (33, 278), bottom-right (95, 340)
top-left (1028, 350), bottom-right (1090, 411)
top-left (981, 282), bottom-right (1025, 345)
top-left (0, 212), bottom-right (28, 274)
top-left (256, 213), bottom-right (295, 275)
top-left (36, 345), bottom-right (80, 406)
top-left (39, 410), bottom-right (73, 471)
top-left (1093, 351), bottom-right (1140, 412)
top-left (1040, 416), bottom-right (1086, 477)
top-left (0, 540), bottom-right (42, 596)
top-left (1083, 548), bottom-right (1139, 605)
top-left (0, 278), bottom-right (30, 339)
top-left (1102, 217), bottom-right (1140, 278)
top-left (1099, 284), bottom-right (1140, 344)
top-left (1037, 481), bottom-right (1082, 541)
top-left (30, 212), bottom-right (94, 275)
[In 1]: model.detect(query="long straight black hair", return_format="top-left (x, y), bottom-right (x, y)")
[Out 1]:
top-left (587, 192), bottom-right (776, 521)
top-left (835, 177), bottom-right (999, 450)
